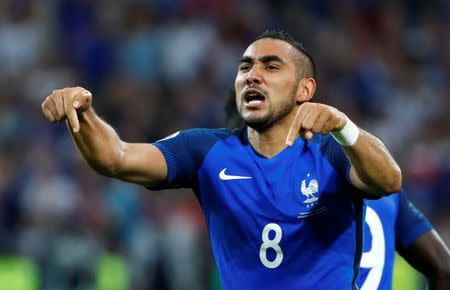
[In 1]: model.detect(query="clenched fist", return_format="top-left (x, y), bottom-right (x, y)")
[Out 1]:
top-left (286, 102), bottom-right (347, 145)
top-left (41, 87), bottom-right (92, 132)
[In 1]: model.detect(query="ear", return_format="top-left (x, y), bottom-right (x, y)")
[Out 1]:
top-left (295, 78), bottom-right (316, 103)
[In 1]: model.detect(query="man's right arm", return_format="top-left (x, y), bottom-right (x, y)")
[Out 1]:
top-left (41, 87), bottom-right (168, 187)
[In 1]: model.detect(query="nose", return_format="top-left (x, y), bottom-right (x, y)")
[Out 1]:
top-left (246, 67), bottom-right (263, 85)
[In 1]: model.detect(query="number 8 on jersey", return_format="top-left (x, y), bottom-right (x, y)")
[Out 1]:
top-left (259, 223), bottom-right (284, 268)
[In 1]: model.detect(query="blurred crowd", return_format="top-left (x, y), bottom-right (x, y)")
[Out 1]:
top-left (0, 0), bottom-right (449, 289)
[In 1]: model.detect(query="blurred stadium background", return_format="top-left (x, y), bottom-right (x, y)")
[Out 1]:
top-left (0, 0), bottom-right (449, 289)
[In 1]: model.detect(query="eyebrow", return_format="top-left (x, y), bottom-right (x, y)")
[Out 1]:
top-left (239, 55), bottom-right (286, 65)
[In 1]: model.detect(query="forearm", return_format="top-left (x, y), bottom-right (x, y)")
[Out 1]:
top-left (67, 107), bottom-right (125, 177)
top-left (342, 129), bottom-right (402, 195)
top-left (42, 87), bottom-right (166, 183)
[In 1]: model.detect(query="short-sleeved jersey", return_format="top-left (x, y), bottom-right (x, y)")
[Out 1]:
top-left (358, 190), bottom-right (432, 290)
top-left (152, 128), bottom-right (366, 290)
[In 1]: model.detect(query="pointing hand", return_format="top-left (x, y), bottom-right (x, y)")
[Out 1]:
top-left (41, 87), bottom-right (92, 133)
top-left (286, 102), bottom-right (347, 145)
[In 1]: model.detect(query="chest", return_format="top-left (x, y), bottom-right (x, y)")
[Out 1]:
top-left (198, 143), bottom-right (347, 222)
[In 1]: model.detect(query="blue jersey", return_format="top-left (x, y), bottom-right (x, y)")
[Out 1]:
top-left (152, 128), bottom-right (366, 290)
top-left (358, 190), bottom-right (432, 290)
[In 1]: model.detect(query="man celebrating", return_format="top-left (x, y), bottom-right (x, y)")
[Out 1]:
top-left (41, 31), bottom-right (401, 290)
top-left (224, 78), bottom-right (450, 290)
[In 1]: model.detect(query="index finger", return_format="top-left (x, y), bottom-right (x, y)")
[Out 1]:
top-left (66, 105), bottom-right (80, 133)
top-left (286, 105), bottom-right (310, 145)
top-left (63, 91), bottom-right (80, 133)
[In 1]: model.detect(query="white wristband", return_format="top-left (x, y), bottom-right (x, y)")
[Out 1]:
top-left (331, 117), bottom-right (359, 146)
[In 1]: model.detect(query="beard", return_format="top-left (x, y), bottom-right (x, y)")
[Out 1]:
top-left (242, 84), bottom-right (299, 132)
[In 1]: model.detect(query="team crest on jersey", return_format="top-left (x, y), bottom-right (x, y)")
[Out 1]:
top-left (297, 173), bottom-right (326, 218)
top-left (301, 173), bottom-right (319, 204)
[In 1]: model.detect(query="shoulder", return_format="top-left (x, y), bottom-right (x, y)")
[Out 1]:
top-left (150, 128), bottom-right (237, 189)
top-left (153, 127), bottom-right (240, 163)
top-left (181, 127), bottom-right (233, 139)
top-left (155, 128), bottom-right (233, 146)
top-left (394, 188), bottom-right (433, 248)
top-left (177, 127), bottom-right (246, 145)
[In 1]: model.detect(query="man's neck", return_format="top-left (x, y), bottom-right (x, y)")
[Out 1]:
top-left (247, 115), bottom-right (296, 158)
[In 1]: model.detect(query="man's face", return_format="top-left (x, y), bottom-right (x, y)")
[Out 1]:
top-left (234, 38), bottom-right (300, 131)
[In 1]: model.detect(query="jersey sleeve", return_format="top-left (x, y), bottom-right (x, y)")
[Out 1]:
top-left (318, 135), bottom-right (352, 184)
top-left (395, 189), bottom-right (433, 250)
top-left (149, 128), bottom-right (229, 190)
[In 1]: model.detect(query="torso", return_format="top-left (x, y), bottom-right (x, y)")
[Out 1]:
top-left (195, 129), bottom-right (364, 290)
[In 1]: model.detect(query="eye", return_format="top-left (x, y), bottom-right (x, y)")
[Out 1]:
top-left (266, 65), bottom-right (278, 71)
top-left (239, 64), bottom-right (251, 71)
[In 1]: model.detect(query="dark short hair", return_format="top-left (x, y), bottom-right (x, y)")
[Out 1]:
top-left (256, 30), bottom-right (316, 78)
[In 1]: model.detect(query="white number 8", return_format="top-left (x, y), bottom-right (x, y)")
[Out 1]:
top-left (259, 223), bottom-right (284, 268)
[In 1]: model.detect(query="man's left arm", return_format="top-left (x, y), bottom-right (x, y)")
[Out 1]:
top-left (343, 129), bottom-right (402, 195)
top-left (287, 102), bottom-right (402, 196)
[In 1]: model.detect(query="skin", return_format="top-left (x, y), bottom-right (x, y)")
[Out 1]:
top-left (234, 38), bottom-right (401, 195)
top-left (41, 88), bottom-right (167, 187)
top-left (399, 230), bottom-right (450, 290)
top-left (41, 38), bottom-right (401, 195)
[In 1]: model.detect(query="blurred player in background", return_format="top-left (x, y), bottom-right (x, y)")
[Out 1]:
top-left (41, 30), bottom-right (402, 289)
top-left (360, 191), bottom-right (450, 290)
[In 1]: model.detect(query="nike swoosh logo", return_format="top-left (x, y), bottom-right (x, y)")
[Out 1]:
top-left (219, 168), bottom-right (252, 180)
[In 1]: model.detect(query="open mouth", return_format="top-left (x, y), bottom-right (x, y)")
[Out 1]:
top-left (243, 88), bottom-right (266, 105)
